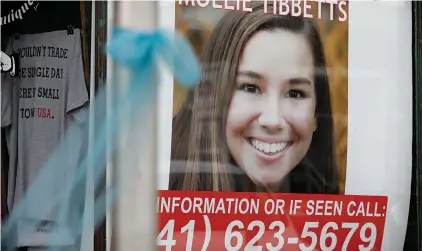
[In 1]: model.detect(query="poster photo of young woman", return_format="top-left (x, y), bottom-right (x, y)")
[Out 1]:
top-left (168, 1), bottom-right (349, 195)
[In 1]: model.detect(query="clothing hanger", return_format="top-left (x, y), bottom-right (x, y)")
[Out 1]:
top-left (67, 24), bottom-right (75, 35)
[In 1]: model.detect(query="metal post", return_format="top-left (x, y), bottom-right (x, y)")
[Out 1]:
top-left (80, 1), bottom-right (96, 251)
top-left (106, 1), bottom-right (115, 250)
top-left (112, 1), bottom-right (158, 251)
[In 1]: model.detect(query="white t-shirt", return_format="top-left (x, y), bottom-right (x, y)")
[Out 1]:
top-left (1, 29), bottom-right (89, 247)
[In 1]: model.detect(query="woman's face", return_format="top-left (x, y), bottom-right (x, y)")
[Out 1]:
top-left (226, 29), bottom-right (317, 188)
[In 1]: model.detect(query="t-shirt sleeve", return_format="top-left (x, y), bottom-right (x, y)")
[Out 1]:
top-left (1, 72), bottom-right (13, 127)
top-left (1, 38), bottom-right (15, 127)
top-left (66, 30), bottom-right (89, 124)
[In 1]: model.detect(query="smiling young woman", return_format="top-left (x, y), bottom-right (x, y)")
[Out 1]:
top-left (169, 2), bottom-right (338, 194)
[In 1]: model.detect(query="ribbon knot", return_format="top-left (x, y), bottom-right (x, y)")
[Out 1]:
top-left (107, 27), bottom-right (201, 87)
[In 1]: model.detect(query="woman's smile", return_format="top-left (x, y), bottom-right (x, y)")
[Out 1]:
top-left (249, 138), bottom-right (291, 154)
top-left (247, 137), bottom-right (293, 165)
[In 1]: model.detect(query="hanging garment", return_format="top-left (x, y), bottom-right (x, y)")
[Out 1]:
top-left (1, 29), bottom-right (89, 247)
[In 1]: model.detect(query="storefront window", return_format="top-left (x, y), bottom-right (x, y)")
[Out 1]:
top-left (0, 1), bottom-right (418, 251)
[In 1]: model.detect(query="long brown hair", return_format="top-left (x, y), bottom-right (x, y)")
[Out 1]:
top-left (170, 2), bottom-right (339, 194)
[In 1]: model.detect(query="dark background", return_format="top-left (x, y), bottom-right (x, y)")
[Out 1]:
top-left (1, 1), bottom-right (82, 48)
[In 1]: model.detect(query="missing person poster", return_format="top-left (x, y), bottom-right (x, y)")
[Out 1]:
top-left (170, 1), bottom-right (347, 195)
top-left (157, 1), bottom-right (389, 250)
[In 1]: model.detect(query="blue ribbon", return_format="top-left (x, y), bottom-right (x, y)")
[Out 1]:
top-left (1, 27), bottom-right (200, 250)
top-left (109, 27), bottom-right (200, 86)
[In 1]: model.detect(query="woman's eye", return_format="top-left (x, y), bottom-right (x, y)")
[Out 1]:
top-left (238, 84), bottom-right (261, 94)
top-left (286, 90), bottom-right (305, 99)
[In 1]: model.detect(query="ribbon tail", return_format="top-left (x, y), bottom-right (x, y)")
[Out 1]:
top-left (156, 30), bottom-right (201, 87)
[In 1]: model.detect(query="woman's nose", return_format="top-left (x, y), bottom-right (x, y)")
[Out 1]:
top-left (258, 96), bottom-right (285, 132)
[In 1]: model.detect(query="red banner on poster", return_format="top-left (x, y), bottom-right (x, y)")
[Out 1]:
top-left (157, 190), bottom-right (388, 251)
